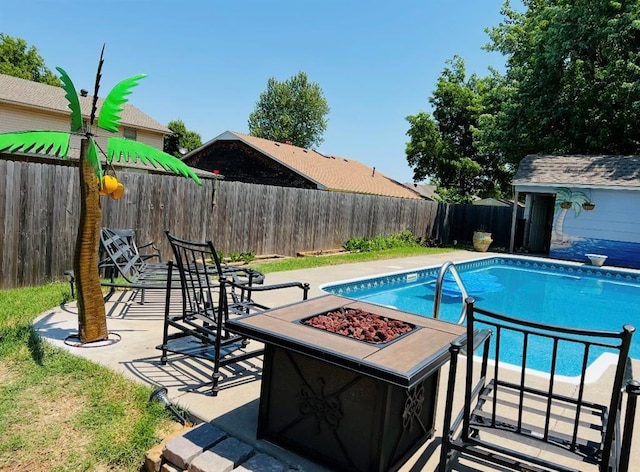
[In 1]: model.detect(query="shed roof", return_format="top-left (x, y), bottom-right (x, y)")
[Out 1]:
top-left (187, 131), bottom-right (423, 199)
top-left (0, 73), bottom-right (170, 134)
top-left (514, 154), bottom-right (640, 190)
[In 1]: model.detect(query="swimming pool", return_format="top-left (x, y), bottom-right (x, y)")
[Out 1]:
top-left (321, 256), bottom-right (640, 377)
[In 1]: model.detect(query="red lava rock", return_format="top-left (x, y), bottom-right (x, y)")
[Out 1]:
top-left (303, 307), bottom-right (414, 344)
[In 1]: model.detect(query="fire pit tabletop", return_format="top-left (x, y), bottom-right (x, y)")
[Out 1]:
top-left (226, 294), bottom-right (467, 388)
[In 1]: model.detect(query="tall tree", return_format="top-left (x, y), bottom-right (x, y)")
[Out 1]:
top-left (0, 33), bottom-right (62, 86)
top-left (485, 0), bottom-right (640, 164)
top-left (248, 72), bottom-right (330, 149)
top-left (164, 119), bottom-right (202, 157)
top-left (405, 56), bottom-right (510, 202)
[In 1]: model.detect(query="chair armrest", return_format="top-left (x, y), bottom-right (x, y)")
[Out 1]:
top-left (473, 328), bottom-right (492, 351)
top-left (227, 279), bottom-right (310, 299)
top-left (222, 266), bottom-right (265, 285)
top-left (460, 328), bottom-right (492, 356)
top-left (230, 280), bottom-right (307, 292)
top-left (138, 241), bottom-right (162, 262)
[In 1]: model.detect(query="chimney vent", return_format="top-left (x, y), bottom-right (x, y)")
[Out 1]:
top-left (80, 89), bottom-right (88, 97)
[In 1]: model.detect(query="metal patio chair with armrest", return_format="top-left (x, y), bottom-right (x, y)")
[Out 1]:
top-left (64, 227), bottom-right (166, 301)
top-left (160, 230), bottom-right (310, 396)
top-left (97, 227), bottom-right (171, 303)
top-left (439, 297), bottom-right (639, 472)
top-left (105, 228), bottom-right (162, 264)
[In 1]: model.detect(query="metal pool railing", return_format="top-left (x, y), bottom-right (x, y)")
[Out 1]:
top-left (433, 261), bottom-right (468, 323)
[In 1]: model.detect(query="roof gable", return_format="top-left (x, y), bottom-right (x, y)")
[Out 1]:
top-left (514, 154), bottom-right (640, 189)
top-left (187, 131), bottom-right (422, 199)
top-left (0, 73), bottom-right (170, 134)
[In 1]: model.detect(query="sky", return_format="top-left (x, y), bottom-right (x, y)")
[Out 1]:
top-left (1, 0), bottom-right (516, 184)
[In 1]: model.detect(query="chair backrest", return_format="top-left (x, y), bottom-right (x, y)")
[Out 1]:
top-left (464, 297), bottom-right (634, 465)
top-left (99, 227), bottom-right (147, 282)
top-left (165, 230), bottom-right (226, 318)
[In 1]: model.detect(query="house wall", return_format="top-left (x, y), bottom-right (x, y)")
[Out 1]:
top-left (185, 140), bottom-right (318, 189)
top-left (0, 103), bottom-right (165, 151)
top-left (548, 187), bottom-right (640, 268)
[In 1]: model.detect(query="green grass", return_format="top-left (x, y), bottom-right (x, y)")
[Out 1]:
top-left (0, 283), bottom-right (176, 471)
top-left (0, 246), bottom-right (458, 470)
top-left (250, 245), bottom-right (458, 273)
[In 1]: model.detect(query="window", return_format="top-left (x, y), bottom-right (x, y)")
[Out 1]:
top-left (123, 128), bottom-right (137, 140)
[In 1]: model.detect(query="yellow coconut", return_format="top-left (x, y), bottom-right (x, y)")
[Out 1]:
top-left (102, 175), bottom-right (119, 195)
top-left (111, 182), bottom-right (125, 200)
top-left (98, 176), bottom-right (109, 196)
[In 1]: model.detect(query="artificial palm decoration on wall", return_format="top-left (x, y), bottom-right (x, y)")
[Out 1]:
top-left (0, 47), bottom-right (201, 343)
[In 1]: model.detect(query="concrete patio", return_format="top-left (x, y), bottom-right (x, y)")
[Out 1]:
top-left (33, 250), bottom-right (640, 471)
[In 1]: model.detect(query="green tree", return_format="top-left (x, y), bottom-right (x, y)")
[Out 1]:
top-left (485, 0), bottom-right (640, 164)
top-left (164, 120), bottom-right (202, 157)
top-left (0, 33), bottom-right (62, 86)
top-left (405, 56), bottom-right (510, 202)
top-left (0, 49), bottom-right (200, 344)
top-left (248, 71), bottom-right (330, 149)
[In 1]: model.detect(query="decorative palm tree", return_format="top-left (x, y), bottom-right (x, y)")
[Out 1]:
top-left (0, 47), bottom-right (201, 343)
top-left (552, 187), bottom-right (590, 242)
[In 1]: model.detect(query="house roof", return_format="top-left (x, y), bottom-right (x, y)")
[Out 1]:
top-left (187, 131), bottom-right (423, 199)
top-left (514, 154), bottom-right (640, 190)
top-left (0, 73), bottom-right (170, 134)
top-left (403, 182), bottom-right (437, 200)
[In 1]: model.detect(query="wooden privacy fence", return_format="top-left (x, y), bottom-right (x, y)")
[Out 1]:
top-left (0, 160), bottom-right (513, 289)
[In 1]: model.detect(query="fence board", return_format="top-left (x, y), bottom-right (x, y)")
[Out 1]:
top-left (0, 160), bottom-right (513, 289)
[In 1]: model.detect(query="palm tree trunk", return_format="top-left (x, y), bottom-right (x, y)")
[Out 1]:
top-left (552, 208), bottom-right (568, 242)
top-left (75, 138), bottom-right (107, 343)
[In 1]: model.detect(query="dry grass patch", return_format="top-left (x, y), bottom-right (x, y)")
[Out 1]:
top-left (0, 382), bottom-right (90, 471)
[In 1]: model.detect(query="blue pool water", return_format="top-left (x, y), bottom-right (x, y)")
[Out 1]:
top-left (322, 257), bottom-right (640, 377)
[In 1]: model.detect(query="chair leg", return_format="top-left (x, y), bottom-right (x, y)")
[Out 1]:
top-left (210, 283), bottom-right (227, 397)
top-left (619, 380), bottom-right (640, 472)
top-left (211, 371), bottom-right (221, 397)
top-left (439, 342), bottom-right (462, 472)
top-left (160, 264), bottom-right (174, 366)
top-left (64, 270), bottom-right (75, 299)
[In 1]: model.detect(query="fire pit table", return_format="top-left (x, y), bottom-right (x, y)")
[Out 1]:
top-left (226, 294), bottom-right (467, 472)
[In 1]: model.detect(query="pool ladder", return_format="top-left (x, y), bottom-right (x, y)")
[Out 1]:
top-left (433, 261), bottom-right (469, 324)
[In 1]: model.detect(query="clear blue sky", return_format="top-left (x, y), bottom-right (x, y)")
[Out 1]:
top-left (1, 0), bottom-right (516, 184)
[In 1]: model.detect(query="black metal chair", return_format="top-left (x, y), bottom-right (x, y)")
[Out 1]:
top-left (440, 297), bottom-right (638, 472)
top-left (64, 227), bottom-right (167, 301)
top-left (160, 230), bottom-right (310, 396)
top-left (98, 227), bottom-right (170, 303)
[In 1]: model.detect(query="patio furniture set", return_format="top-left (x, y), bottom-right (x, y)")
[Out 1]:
top-left (84, 228), bottom-right (639, 471)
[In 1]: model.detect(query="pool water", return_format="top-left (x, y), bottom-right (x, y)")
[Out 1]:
top-left (322, 257), bottom-right (640, 377)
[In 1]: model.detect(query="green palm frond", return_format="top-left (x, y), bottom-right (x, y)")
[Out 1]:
top-left (56, 67), bottom-right (83, 132)
top-left (0, 131), bottom-right (70, 157)
top-left (107, 137), bottom-right (202, 185)
top-left (87, 138), bottom-right (103, 180)
top-left (97, 74), bottom-right (147, 133)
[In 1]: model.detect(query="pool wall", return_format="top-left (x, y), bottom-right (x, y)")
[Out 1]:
top-left (321, 255), bottom-right (640, 298)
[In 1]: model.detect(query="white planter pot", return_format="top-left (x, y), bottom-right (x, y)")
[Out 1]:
top-left (586, 254), bottom-right (607, 267)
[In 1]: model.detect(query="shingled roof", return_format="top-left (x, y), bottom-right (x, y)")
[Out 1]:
top-left (190, 131), bottom-right (423, 199)
top-left (0, 73), bottom-right (170, 134)
top-left (514, 154), bottom-right (640, 189)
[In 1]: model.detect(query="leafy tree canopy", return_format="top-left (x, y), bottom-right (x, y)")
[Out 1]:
top-left (405, 56), bottom-right (511, 203)
top-left (484, 0), bottom-right (640, 163)
top-left (248, 71), bottom-right (330, 149)
top-left (0, 33), bottom-right (61, 86)
top-left (164, 119), bottom-right (202, 157)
